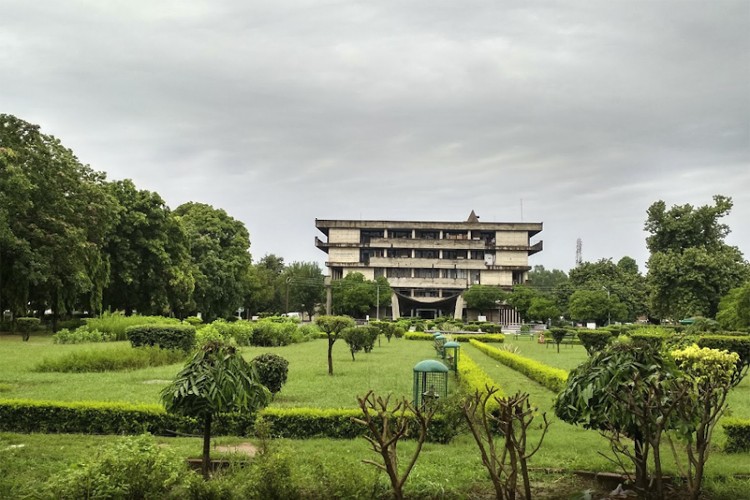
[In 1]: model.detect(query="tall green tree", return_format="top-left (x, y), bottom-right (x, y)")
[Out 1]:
top-left (174, 202), bottom-right (253, 321)
top-left (716, 282), bottom-right (750, 331)
top-left (505, 285), bottom-right (540, 322)
top-left (245, 253), bottom-right (285, 316)
top-left (103, 180), bottom-right (194, 315)
top-left (567, 289), bottom-right (627, 326)
top-left (645, 196), bottom-right (748, 320)
top-left (281, 261), bottom-right (325, 318)
top-left (0, 115), bottom-right (117, 326)
top-left (331, 272), bottom-right (392, 318)
top-left (569, 257), bottom-right (647, 322)
top-left (527, 265), bottom-right (572, 315)
top-left (462, 285), bottom-right (506, 315)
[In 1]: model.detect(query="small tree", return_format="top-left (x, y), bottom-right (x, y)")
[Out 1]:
top-left (315, 315), bottom-right (355, 375)
top-left (161, 340), bottom-right (270, 479)
top-left (554, 340), bottom-right (686, 498)
top-left (670, 345), bottom-right (739, 500)
top-left (549, 328), bottom-right (568, 354)
top-left (353, 391), bottom-right (437, 500)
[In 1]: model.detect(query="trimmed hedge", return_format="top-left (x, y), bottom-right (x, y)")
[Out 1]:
top-left (405, 332), bottom-right (504, 343)
top-left (127, 324), bottom-right (196, 351)
top-left (576, 330), bottom-right (615, 355)
top-left (470, 339), bottom-right (568, 393)
top-left (260, 407), bottom-right (457, 444)
top-left (629, 332), bottom-right (666, 350)
top-left (723, 418), bottom-right (750, 452)
top-left (456, 351), bottom-right (502, 415)
top-left (0, 399), bottom-right (456, 443)
top-left (0, 399), bottom-right (193, 435)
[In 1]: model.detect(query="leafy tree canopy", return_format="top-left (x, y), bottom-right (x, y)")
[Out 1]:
top-left (463, 285), bottom-right (506, 314)
top-left (331, 272), bottom-right (391, 318)
top-left (645, 196), bottom-right (748, 320)
top-left (716, 282), bottom-right (750, 331)
top-left (569, 257), bottom-right (647, 322)
top-left (281, 261), bottom-right (325, 318)
top-left (174, 202), bottom-right (253, 321)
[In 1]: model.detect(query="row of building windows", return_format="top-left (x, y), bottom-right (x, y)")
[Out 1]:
top-left (359, 229), bottom-right (498, 243)
top-left (361, 249), bottom-right (491, 260)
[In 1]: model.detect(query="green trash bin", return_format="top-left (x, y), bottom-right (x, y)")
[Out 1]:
top-left (443, 341), bottom-right (460, 371)
top-left (413, 360), bottom-right (449, 408)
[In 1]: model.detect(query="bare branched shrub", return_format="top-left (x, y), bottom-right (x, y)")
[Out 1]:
top-left (353, 391), bottom-right (437, 500)
top-left (462, 387), bottom-right (550, 500)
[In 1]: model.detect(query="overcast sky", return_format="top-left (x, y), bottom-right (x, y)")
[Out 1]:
top-left (2, 1), bottom-right (749, 273)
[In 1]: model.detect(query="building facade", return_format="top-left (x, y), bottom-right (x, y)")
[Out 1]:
top-left (315, 212), bottom-right (542, 321)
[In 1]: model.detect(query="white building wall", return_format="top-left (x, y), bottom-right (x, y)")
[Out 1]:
top-left (329, 248), bottom-right (359, 263)
top-left (496, 231), bottom-right (528, 246)
top-left (329, 228), bottom-right (360, 243)
top-left (495, 251), bottom-right (528, 265)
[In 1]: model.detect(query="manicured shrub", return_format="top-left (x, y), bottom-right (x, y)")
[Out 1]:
top-left (576, 330), bottom-right (615, 355)
top-left (86, 312), bottom-right (181, 341)
top-left (15, 317), bottom-right (41, 340)
top-left (35, 345), bottom-right (186, 373)
top-left (127, 324), bottom-right (196, 351)
top-left (52, 326), bottom-right (111, 344)
top-left (43, 434), bottom-right (195, 499)
top-left (629, 332), bottom-right (666, 350)
top-left (470, 339), bottom-right (568, 392)
top-left (686, 316), bottom-right (722, 334)
top-left (252, 353), bottom-right (290, 395)
top-left (723, 418), bottom-right (750, 452)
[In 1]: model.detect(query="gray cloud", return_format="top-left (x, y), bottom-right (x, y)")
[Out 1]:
top-left (2, 0), bottom-right (748, 272)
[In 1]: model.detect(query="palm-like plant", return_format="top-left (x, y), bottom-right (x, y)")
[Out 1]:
top-left (161, 340), bottom-right (270, 479)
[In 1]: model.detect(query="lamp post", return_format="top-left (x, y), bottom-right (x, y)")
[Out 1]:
top-left (602, 286), bottom-right (611, 326)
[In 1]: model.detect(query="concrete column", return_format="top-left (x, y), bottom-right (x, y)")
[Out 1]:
top-left (324, 276), bottom-right (332, 315)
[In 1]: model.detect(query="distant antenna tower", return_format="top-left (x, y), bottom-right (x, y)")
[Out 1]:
top-left (575, 238), bottom-right (582, 266)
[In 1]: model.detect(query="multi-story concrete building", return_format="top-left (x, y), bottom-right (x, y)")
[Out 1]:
top-left (315, 212), bottom-right (542, 321)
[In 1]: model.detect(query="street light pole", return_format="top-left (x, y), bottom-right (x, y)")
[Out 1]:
top-left (603, 286), bottom-right (611, 326)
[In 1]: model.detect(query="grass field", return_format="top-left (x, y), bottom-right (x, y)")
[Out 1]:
top-left (1, 332), bottom-right (749, 498)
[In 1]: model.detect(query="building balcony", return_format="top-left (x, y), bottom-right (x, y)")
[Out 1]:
top-left (386, 277), bottom-right (468, 288)
top-left (485, 264), bottom-right (532, 272)
top-left (368, 256), bottom-right (487, 269)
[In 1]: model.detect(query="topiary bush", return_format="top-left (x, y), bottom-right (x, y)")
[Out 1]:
top-left (576, 330), bottom-right (615, 355)
top-left (15, 317), bottom-right (41, 341)
top-left (252, 353), bottom-right (290, 396)
top-left (127, 324), bottom-right (196, 351)
top-left (211, 319), bottom-right (254, 345)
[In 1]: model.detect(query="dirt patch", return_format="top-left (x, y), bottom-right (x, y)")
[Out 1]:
top-left (214, 442), bottom-right (258, 457)
top-left (142, 379), bottom-right (172, 385)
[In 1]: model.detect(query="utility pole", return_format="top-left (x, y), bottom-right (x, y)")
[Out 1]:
top-left (376, 281), bottom-right (380, 321)
top-left (285, 277), bottom-right (291, 314)
top-left (325, 276), bottom-right (332, 315)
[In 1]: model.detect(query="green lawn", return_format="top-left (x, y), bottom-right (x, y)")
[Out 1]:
top-left (1, 333), bottom-right (748, 499)
top-left (0, 335), bottom-right (446, 408)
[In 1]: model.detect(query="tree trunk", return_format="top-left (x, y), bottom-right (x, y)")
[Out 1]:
top-left (202, 413), bottom-right (212, 480)
top-left (634, 434), bottom-right (648, 494)
top-left (327, 336), bottom-right (334, 375)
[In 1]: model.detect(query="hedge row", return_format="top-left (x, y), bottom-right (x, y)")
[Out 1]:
top-left (127, 324), bottom-right (196, 351)
top-left (0, 399), bottom-right (456, 443)
top-left (576, 330), bottom-right (614, 355)
top-left (456, 351), bottom-right (502, 414)
top-left (723, 418), bottom-right (750, 453)
top-left (469, 340), bottom-right (568, 393)
top-left (405, 332), bottom-right (504, 343)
